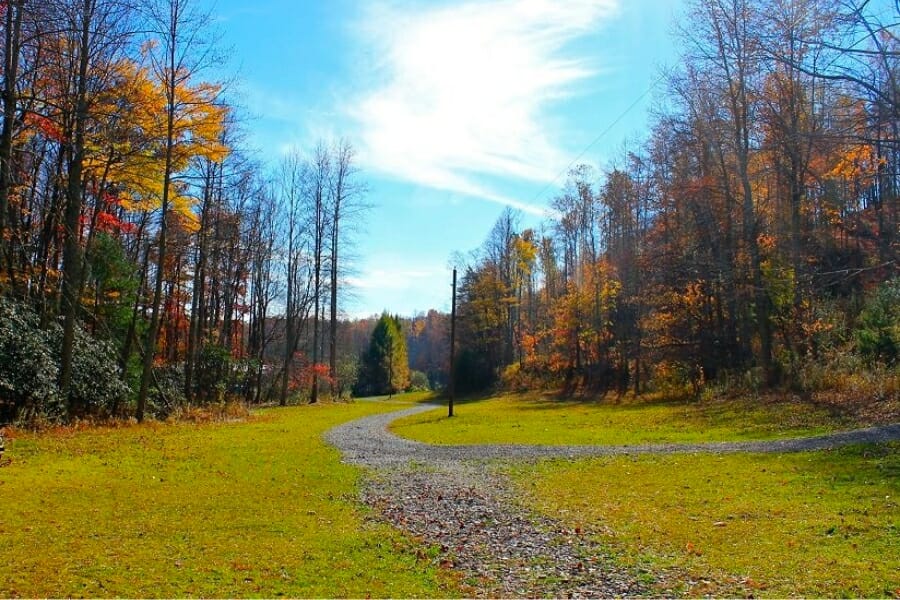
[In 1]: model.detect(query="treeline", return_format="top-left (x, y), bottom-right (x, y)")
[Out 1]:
top-left (0, 0), bottom-right (365, 424)
top-left (454, 0), bottom-right (898, 399)
top-left (343, 310), bottom-right (450, 395)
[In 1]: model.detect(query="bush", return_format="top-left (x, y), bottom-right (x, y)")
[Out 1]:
top-left (453, 349), bottom-right (495, 394)
top-left (856, 278), bottom-right (900, 365)
top-left (196, 343), bottom-right (232, 403)
top-left (49, 323), bottom-right (129, 416)
top-left (408, 370), bottom-right (430, 392)
top-left (499, 363), bottom-right (551, 391)
top-left (0, 298), bottom-right (61, 422)
top-left (0, 297), bottom-right (131, 423)
top-left (148, 364), bottom-right (186, 418)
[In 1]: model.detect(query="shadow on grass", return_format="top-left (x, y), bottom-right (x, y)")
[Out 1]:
top-left (352, 390), bottom-right (493, 406)
top-left (512, 389), bottom-right (695, 412)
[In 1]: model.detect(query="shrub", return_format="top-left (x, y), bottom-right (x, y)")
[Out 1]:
top-left (453, 348), bottom-right (495, 394)
top-left (0, 297), bottom-right (131, 423)
top-left (196, 343), bottom-right (232, 403)
top-left (408, 370), bottom-right (430, 392)
top-left (49, 323), bottom-right (130, 416)
top-left (148, 364), bottom-right (186, 418)
top-left (856, 278), bottom-right (900, 365)
top-left (499, 363), bottom-right (551, 391)
top-left (0, 298), bottom-right (61, 422)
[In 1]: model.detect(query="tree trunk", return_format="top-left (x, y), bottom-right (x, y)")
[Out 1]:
top-left (136, 23), bottom-right (178, 421)
top-left (0, 0), bottom-right (24, 291)
top-left (60, 0), bottom-right (96, 405)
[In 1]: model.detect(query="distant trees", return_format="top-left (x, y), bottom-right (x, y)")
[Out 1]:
top-left (354, 313), bottom-right (410, 397)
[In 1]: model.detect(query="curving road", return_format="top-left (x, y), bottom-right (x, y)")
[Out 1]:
top-left (325, 403), bottom-right (900, 598)
top-left (326, 402), bottom-right (900, 468)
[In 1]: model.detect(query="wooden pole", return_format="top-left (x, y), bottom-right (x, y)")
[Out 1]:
top-left (449, 268), bottom-right (456, 417)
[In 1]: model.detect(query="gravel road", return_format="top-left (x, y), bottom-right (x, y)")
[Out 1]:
top-left (325, 403), bottom-right (900, 597)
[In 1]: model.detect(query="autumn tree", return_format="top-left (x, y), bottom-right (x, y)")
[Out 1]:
top-left (355, 313), bottom-right (410, 397)
top-left (56, 0), bottom-right (135, 405)
top-left (135, 0), bottom-right (227, 421)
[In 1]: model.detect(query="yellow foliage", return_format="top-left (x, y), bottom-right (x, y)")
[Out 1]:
top-left (827, 144), bottom-right (880, 181)
top-left (77, 58), bottom-right (228, 222)
top-left (171, 190), bottom-right (200, 233)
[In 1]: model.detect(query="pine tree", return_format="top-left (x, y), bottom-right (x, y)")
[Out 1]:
top-left (355, 313), bottom-right (410, 396)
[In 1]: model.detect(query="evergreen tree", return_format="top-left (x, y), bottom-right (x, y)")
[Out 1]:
top-left (354, 313), bottom-right (410, 396)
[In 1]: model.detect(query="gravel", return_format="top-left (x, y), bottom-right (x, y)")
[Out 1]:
top-left (326, 404), bottom-right (900, 467)
top-left (325, 403), bottom-right (900, 597)
top-left (364, 465), bottom-right (643, 598)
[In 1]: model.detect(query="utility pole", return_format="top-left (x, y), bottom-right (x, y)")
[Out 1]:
top-left (449, 268), bottom-right (456, 417)
top-left (388, 331), bottom-right (394, 400)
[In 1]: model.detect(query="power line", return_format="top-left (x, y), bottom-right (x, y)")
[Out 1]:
top-left (529, 73), bottom-right (667, 206)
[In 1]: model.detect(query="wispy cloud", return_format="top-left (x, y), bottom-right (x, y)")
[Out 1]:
top-left (345, 258), bottom-right (449, 317)
top-left (346, 267), bottom-right (438, 291)
top-left (348, 0), bottom-right (619, 215)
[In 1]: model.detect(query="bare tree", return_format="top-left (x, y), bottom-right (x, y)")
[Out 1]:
top-left (277, 150), bottom-right (312, 406)
top-left (246, 179), bottom-right (281, 402)
top-left (326, 139), bottom-right (365, 397)
top-left (306, 143), bottom-right (330, 404)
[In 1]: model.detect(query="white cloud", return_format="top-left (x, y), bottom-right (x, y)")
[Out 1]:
top-left (346, 267), bottom-right (438, 291)
top-left (345, 260), bottom-right (450, 318)
top-left (349, 0), bottom-right (619, 214)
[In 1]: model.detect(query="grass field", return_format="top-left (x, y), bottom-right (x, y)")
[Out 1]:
top-left (391, 392), bottom-right (852, 445)
top-left (511, 444), bottom-right (900, 597)
top-left (2, 390), bottom-right (895, 598)
top-left (0, 399), bottom-right (458, 598)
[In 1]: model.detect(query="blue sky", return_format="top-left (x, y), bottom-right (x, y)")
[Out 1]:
top-left (210, 0), bottom-right (683, 317)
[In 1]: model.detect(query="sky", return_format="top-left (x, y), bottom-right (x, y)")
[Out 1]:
top-left (209, 0), bottom-right (683, 318)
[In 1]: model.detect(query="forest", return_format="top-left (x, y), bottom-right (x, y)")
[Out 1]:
top-left (0, 0), bottom-right (897, 427)
top-left (451, 0), bottom-right (898, 411)
top-left (0, 0), bottom-right (399, 423)
top-left (0, 0), bottom-right (897, 597)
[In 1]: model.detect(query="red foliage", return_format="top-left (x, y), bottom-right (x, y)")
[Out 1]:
top-left (84, 209), bottom-right (137, 235)
top-left (286, 358), bottom-right (334, 394)
top-left (95, 211), bottom-right (124, 233)
top-left (24, 112), bottom-right (64, 143)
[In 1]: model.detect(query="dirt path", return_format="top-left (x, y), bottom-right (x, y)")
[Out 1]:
top-left (325, 404), bottom-right (900, 597)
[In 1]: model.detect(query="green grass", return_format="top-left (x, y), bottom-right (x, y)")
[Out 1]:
top-left (0, 400), bottom-right (459, 598)
top-left (391, 392), bottom-right (851, 446)
top-left (510, 444), bottom-right (900, 597)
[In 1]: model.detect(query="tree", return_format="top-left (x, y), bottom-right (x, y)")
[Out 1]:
top-left (135, 0), bottom-right (227, 421)
top-left (326, 139), bottom-right (365, 397)
top-left (355, 313), bottom-right (409, 397)
top-left (306, 143), bottom-right (330, 404)
top-left (0, 0), bottom-right (26, 287)
top-left (245, 179), bottom-right (281, 403)
top-left (57, 0), bottom-right (134, 406)
top-left (277, 150), bottom-right (313, 406)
